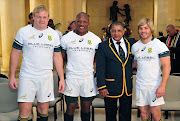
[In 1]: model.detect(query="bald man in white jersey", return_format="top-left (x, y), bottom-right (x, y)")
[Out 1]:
top-left (61, 12), bottom-right (101, 121)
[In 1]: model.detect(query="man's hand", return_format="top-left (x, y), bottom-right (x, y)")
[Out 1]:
top-left (9, 77), bottom-right (18, 89)
top-left (58, 79), bottom-right (65, 93)
top-left (167, 45), bottom-right (171, 51)
top-left (155, 85), bottom-right (165, 98)
top-left (99, 89), bottom-right (109, 97)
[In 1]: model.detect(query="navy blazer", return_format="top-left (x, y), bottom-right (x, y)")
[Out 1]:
top-left (96, 38), bottom-right (134, 98)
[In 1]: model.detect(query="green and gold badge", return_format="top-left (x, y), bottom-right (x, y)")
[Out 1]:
top-left (48, 35), bottom-right (52, 41)
top-left (88, 40), bottom-right (92, 45)
top-left (148, 48), bottom-right (152, 53)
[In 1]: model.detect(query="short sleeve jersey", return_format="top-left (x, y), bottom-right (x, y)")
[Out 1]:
top-left (131, 38), bottom-right (169, 89)
top-left (13, 25), bottom-right (60, 78)
top-left (60, 31), bottom-right (101, 78)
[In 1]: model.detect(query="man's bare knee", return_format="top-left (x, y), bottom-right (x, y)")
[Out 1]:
top-left (138, 106), bottom-right (150, 120)
top-left (81, 101), bottom-right (91, 113)
top-left (19, 102), bottom-right (32, 118)
top-left (66, 103), bottom-right (77, 115)
top-left (37, 102), bottom-right (49, 114)
top-left (150, 106), bottom-right (161, 121)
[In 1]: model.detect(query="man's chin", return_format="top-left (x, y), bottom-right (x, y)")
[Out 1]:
top-left (140, 36), bottom-right (147, 39)
top-left (113, 37), bottom-right (121, 41)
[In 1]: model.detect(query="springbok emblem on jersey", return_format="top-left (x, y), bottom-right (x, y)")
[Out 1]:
top-left (71, 40), bottom-right (76, 44)
top-left (20, 94), bottom-right (27, 99)
top-left (136, 98), bottom-right (140, 102)
top-left (67, 89), bottom-right (72, 93)
top-left (29, 34), bottom-right (35, 39)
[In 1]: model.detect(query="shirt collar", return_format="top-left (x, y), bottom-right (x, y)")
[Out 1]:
top-left (112, 37), bottom-right (124, 44)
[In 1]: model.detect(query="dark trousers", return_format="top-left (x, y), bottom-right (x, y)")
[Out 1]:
top-left (104, 94), bottom-right (132, 121)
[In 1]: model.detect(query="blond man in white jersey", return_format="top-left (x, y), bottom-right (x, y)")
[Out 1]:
top-left (131, 18), bottom-right (171, 121)
top-left (9, 5), bottom-right (65, 121)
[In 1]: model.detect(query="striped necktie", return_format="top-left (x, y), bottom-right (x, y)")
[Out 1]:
top-left (116, 41), bottom-right (125, 63)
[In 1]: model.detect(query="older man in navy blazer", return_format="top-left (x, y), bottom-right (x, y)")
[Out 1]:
top-left (96, 21), bottom-right (134, 121)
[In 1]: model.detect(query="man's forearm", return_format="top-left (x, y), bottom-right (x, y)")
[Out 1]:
top-left (53, 52), bottom-right (64, 81)
top-left (160, 65), bottom-right (171, 87)
top-left (160, 57), bottom-right (171, 87)
top-left (9, 48), bottom-right (21, 78)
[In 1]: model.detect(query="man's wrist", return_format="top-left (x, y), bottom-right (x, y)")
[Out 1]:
top-left (159, 84), bottom-right (166, 88)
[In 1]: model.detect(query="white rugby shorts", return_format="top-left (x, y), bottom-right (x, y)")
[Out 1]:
top-left (17, 72), bottom-right (54, 102)
top-left (63, 75), bottom-right (98, 97)
top-left (135, 87), bottom-right (165, 107)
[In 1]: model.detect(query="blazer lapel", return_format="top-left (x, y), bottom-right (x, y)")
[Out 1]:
top-left (124, 38), bottom-right (130, 65)
top-left (109, 38), bottom-right (119, 55)
top-left (108, 38), bottom-right (123, 64)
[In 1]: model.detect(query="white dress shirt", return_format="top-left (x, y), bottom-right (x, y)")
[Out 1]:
top-left (112, 37), bottom-right (127, 58)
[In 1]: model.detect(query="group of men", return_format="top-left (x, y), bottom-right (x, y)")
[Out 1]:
top-left (8, 4), bottom-right (176, 121)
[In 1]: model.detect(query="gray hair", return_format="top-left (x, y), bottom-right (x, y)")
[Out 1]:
top-left (110, 21), bottom-right (124, 30)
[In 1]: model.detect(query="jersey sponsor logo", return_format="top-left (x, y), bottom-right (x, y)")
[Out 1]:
top-left (148, 48), bottom-right (152, 53)
top-left (71, 40), bottom-right (77, 44)
top-left (29, 34), bottom-right (35, 39)
top-left (20, 94), bottom-right (27, 99)
top-left (136, 56), bottom-right (155, 61)
top-left (68, 46), bottom-right (94, 52)
top-left (48, 35), bottom-right (52, 41)
top-left (28, 42), bottom-right (53, 49)
top-left (88, 40), bottom-right (92, 45)
top-left (39, 33), bottom-right (43, 38)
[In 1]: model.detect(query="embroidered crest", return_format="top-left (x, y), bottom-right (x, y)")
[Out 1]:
top-left (88, 40), bottom-right (92, 45)
top-left (48, 35), bottom-right (52, 41)
top-left (148, 48), bottom-right (152, 53)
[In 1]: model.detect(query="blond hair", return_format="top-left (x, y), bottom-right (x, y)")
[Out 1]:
top-left (33, 5), bottom-right (49, 16)
top-left (138, 18), bottom-right (154, 33)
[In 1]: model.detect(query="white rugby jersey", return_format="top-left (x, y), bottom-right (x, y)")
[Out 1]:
top-left (13, 24), bottom-right (60, 78)
top-left (60, 31), bottom-right (101, 78)
top-left (131, 38), bottom-right (169, 89)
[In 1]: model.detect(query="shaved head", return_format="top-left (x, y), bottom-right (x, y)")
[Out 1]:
top-left (75, 12), bottom-right (89, 36)
top-left (166, 24), bottom-right (175, 29)
top-left (166, 24), bottom-right (177, 37)
top-left (76, 12), bottom-right (89, 22)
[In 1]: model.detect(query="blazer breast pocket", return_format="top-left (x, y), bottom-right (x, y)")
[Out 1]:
top-left (105, 78), bottom-right (115, 81)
